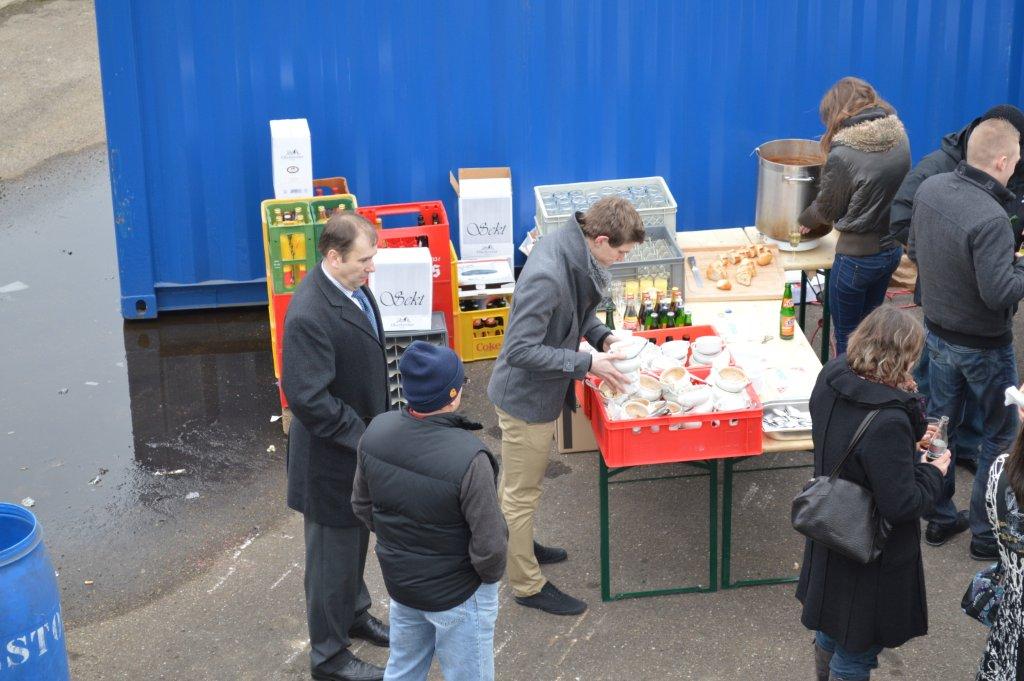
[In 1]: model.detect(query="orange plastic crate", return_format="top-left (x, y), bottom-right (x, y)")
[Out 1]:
top-left (583, 326), bottom-right (763, 466)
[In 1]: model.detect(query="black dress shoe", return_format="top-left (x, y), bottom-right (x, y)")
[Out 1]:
top-left (924, 510), bottom-right (969, 546)
top-left (534, 540), bottom-right (568, 565)
top-left (312, 651), bottom-right (384, 681)
top-left (514, 581), bottom-right (587, 616)
top-left (970, 540), bottom-right (999, 561)
top-left (349, 614), bottom-right (389, 647)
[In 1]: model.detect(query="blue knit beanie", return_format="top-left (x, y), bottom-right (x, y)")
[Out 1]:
top-left (399, 341), bottom-right (465, 413)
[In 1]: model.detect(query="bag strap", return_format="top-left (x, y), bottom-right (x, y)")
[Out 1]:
top-left (826, 409), bottom-right (881, 481)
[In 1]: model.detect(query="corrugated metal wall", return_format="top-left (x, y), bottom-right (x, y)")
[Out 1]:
top-left (96, 0), bottom-right (1024, 318)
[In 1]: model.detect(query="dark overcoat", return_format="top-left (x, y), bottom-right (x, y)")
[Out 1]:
top-left (796, 357), bottom-right (944, 652)
top-left (283, 263), bottom-right (389, 527)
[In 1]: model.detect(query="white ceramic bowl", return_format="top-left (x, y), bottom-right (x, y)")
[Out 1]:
top-left (715, 366), bottom-right (750, 394)
top-left (659, 366), bottom-right (690, 389)
top-left (691, 398), bottom-right (715, 414)
top-left (613, 356), bottom-right (642, 374)
top-left (620, 370), bottom-right (641, 394)
top-left (693, 335), bottom-right (724, 357)
top-left (660, 340), bottom-right (690, 361)
top-left (671, 384), bottom-right (713, 409)
top-left (622, 400), bottom-right (651, 420)
top-left (634, 374), bottom-right (663, 401)
top-left (598, 382), bottom-right (630, 406)
top-left (611, 337), bottom-right (648, 360)
top-left (715, 392), bottom-right (750, 412)
top-left (647, 355), bottom-right (683, 373)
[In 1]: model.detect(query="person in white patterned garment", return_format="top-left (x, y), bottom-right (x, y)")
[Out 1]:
top-left (978, 399), bottom-right (1024, 681)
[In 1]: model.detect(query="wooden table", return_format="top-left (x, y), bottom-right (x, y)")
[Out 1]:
top-left (676, 227), bottom-right (838, 362)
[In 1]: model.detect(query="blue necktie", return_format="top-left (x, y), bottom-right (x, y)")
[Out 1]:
top-left (352, 288), bottom-right (379, 338)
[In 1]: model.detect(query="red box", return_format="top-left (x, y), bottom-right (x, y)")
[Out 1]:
top-left (580, 325), bottom-right (719, 420)
top-left (357, 201), bottom-right (451, 283)
top-left (583, 326), bottom-right (763, 466)
top-left (269, 293), bottom-right (293, 410)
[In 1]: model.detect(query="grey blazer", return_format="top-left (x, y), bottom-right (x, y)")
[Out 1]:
top-left (487, 217), bottom-right (612, 423)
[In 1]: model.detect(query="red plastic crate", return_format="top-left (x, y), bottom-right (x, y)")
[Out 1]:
top-left (357, 201), bottom-right (451, 283)
top-left (269, 293), bottom-right (292, 410)
top-left (580, 325), bottom-right (719, 420)
top-left (583, 326), bottom-right (763, 466)
top-left (313, 176), bottom-right (350, 196)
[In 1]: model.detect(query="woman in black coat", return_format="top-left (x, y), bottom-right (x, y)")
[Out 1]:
top-left (796, 306), bottom-right (949, 681)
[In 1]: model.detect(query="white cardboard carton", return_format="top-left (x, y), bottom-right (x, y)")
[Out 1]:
top-left (450, 167), bottom-right (514, 261)
top-left (369, 247), bottom-right (433, 332)
top-left (270, 118), bottom-right (313, 199)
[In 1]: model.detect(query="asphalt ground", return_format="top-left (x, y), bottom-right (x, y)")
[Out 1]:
top-left (0, 1), bottom-right (1018, 678)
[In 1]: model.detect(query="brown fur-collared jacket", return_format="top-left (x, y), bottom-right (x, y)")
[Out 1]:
top-left (799, 107), bottom-right (911, 256)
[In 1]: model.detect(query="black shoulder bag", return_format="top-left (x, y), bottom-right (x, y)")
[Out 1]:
top-left (961, 470), bottom-right (1009, 627)
top-left (791, 409), bottom-right (892, 564)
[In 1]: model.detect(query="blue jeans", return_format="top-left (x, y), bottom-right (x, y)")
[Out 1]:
top-left (816, 631), bottom-right (882, 680)
top-left (914, 348), bottom-right (982, 464)
top-left (921, 332), bottom-right (1019, 545)
top-left (384, 582), bottom-right (499, 681)
top-left (829, 247), bottom-right (902, 355)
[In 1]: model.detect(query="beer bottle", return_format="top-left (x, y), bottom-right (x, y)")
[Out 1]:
top-left (658, 296), bottom-right (672, 329)
top-left (637, 292), bottom-right (650, 328)
top-left (431, 212), bottom-right (440, 224)
top-left (672, 290), bottom-right (686, 327)
top-left (272, 207), bottom-right (283, 225)
top-left (622, 294), bottom-right (639, 331)
top-left (295, 206), bottom-right (306, 223)
top-left (417, 214), bottom-right (426, 226)
top-left (604, 304), bottom-right (615, 330)
top-left (317, 205), bottom-right (328, 221)
top-left (645, 305), bottom-right (659, 331)
top-left (780, 282), bottom-right (795, 340)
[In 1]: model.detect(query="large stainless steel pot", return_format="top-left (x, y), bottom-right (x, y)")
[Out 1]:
top-left (754, 139), bottom-right (831, 251)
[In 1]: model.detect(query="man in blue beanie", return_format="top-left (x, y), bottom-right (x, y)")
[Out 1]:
top-left (352, 341), bottom-right (507, 681)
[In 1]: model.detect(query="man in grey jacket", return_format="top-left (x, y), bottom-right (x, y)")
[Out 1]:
top-left (909, 118), bottom-right (1024, 560)
top-left (487, 196), bottom-right (645, 615)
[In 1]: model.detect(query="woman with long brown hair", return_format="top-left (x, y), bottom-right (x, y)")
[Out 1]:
top-left (797, 306), bottom-right (948, 680)
top-left (799, 77), bottom-right (911, 355)
top-left (977, 419), bottom-right (1024, 680)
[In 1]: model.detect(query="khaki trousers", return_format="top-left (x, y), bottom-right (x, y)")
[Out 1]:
top-left (495, 406), bottom-right (557, 597)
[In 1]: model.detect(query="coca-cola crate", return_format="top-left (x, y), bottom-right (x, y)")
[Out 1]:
top-left (583, 326), bottom-right (762, 466)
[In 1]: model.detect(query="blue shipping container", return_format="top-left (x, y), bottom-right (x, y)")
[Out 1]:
top-left (95, 0), bottom-right (1024, 318)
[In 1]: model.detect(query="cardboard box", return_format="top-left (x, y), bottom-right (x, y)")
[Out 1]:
top-left (369, 247), bottom-right (433, 332)
top-left (555, 400), bottom-right (598, 454)
top-left (450, 167), bottom-right (514, 261)
top-left (270, 119), bottom-right (313, 199)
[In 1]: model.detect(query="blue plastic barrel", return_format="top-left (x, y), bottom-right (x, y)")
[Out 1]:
top-left (0, 503), bottom-right (70, 679)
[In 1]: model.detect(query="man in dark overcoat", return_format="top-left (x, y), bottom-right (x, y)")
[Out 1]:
top-left (283, 212), bottom-right (390, 681)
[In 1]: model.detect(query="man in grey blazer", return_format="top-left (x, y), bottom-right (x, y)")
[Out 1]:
top-left (487, 196), bottom-right (645, 615)
top-left (283, 213), bottom-right (390, 681)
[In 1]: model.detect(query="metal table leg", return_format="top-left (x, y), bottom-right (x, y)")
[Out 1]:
top-left (599, 457), bottom-right (718, 601)
top-left (721, 457), bottom-right (812, 589)
top-left (819, 267), bottom-right (831, 362)
top-left (798, 269), bottom-right (808, 331)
